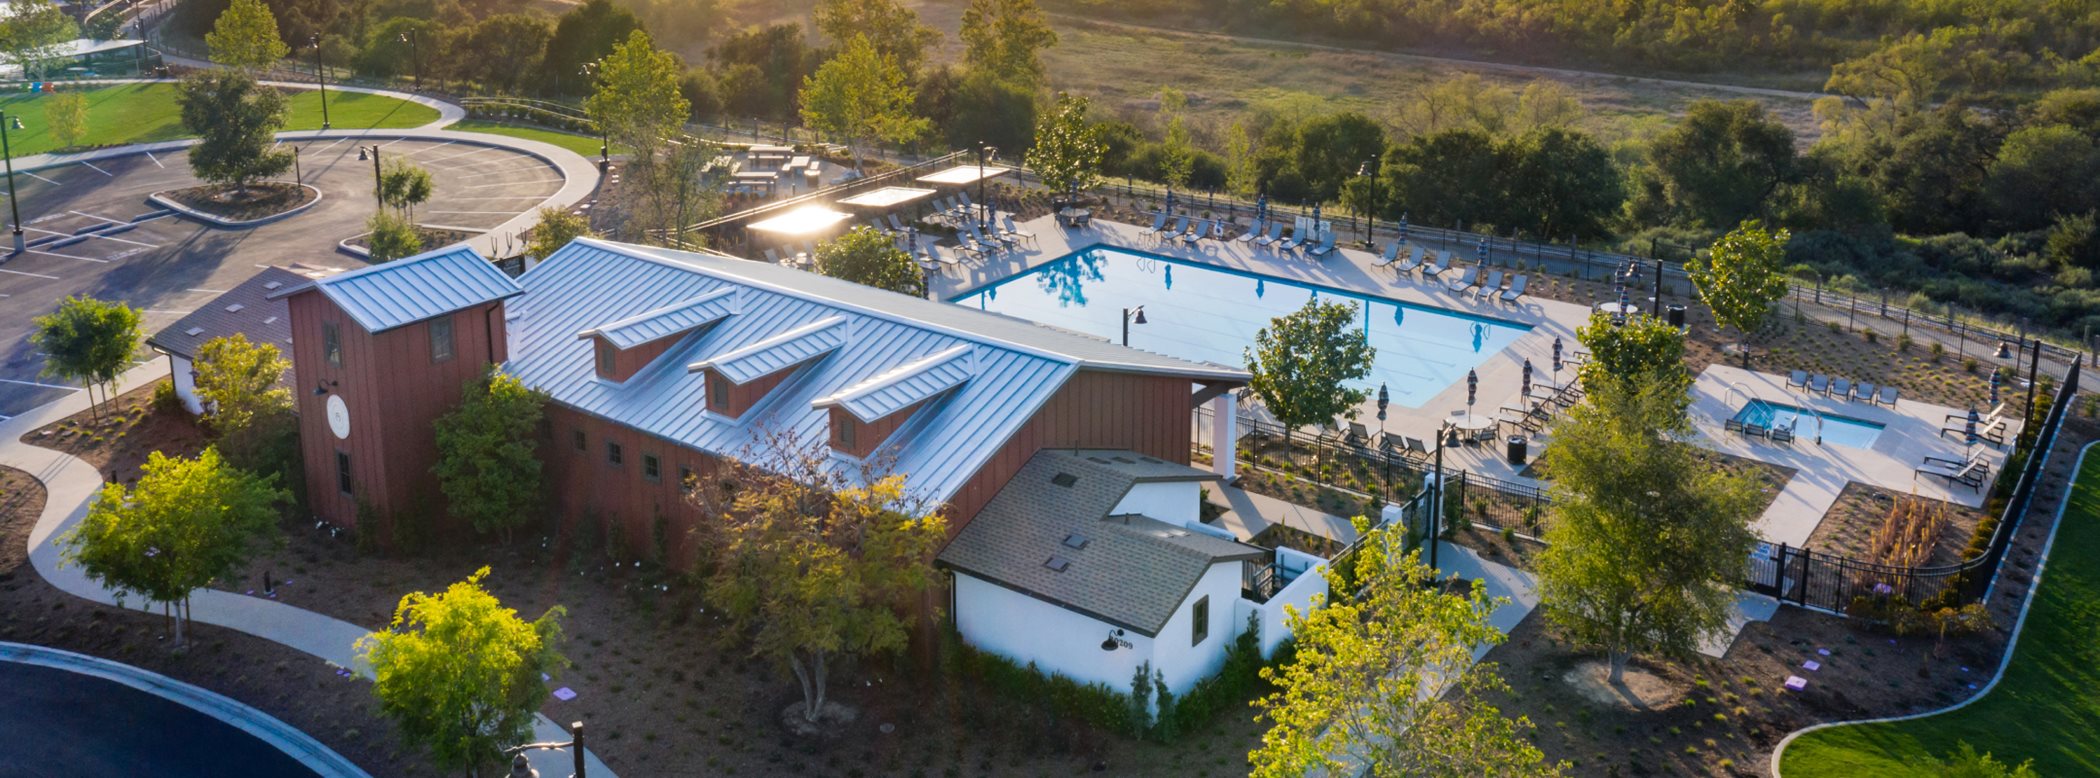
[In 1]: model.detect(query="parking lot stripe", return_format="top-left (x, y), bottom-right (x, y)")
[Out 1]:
top-left (425, 210), bottom-right (527, 216)
top-left (314, 139), bottom-right (347, 153)
top-left (145, 151), bottom-right (164, 168)
top-left (424, 146), bottom-right (502, 164)
top-left (26, 249), bottom-right (109, 263)
top-left (0, 266), bottom-right (59, 279)
top-left (448, 194), bottom-right (550, 201)
top-left (69, 211), bottom-right (124, 225)
top-left (79, 161), bottom-right (113, 177)
top-left (0, 377), bottom-right (75, 390)
top-left (463, 179), bottom-right (561, 188)
top-left (84, 233), bottom-right (160, 248)
top-left (453, 165), bottom-right (551, 180)
top-left (405, 140), bottom-right (457, 155)
top-left (23, 172), bottom-right (57, 185)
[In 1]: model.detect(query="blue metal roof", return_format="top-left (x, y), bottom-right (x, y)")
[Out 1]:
top-left (580, 289), bottom-right (736, 349)
top-left (291, 244), bottom-right (522, 333)
top-left (691, 316), bottom-right (847, 383)
top-left (816, 345), bottom-right (973, 422)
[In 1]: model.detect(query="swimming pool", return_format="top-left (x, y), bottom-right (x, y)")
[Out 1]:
top-left (950, 247), bottom-right (1534, 408)
top-left (1732, 401), bottom-right (1885, 448)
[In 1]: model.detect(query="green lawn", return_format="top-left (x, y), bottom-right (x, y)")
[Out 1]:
top-left (1780, 448), bottom-right (2100, 776)
top-left (0, 83), bottom-right (439, 158)
top-left (448, 119), bottom-right (613, 159)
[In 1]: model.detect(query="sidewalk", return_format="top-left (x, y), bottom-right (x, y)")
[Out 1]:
top-left (0, 362), bottom-right (613, 778)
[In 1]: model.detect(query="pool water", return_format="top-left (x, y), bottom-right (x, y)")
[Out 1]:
top-left (951, 247), bottom-right (1534, 408)
top-left (1733, 401), bottom-right (1885, 448)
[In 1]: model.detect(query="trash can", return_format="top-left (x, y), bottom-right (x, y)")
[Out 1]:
top-left (1667, 303), bottom-right (1687, 329)
top-left (1506, 435), bottom-right (1528, 466)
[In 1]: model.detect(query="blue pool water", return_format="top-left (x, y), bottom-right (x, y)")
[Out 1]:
top-left (1733, 401), bottom-right (1885, 448)
top-left (950, 247), bottom-right (1534, 408)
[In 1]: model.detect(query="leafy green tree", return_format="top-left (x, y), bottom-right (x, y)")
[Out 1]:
top-left (60, 448), bottom-right (288, 645)
top-left (1252, 518), bottom-right (1561, 777)
top-left (365, 211), bottom-right (422, 262)
top-left (1632, 100), bottom-right (1796, 229)
top-left (179, 70), bottom-right (292, 192)
top-left (464, 14), bottom-right (552, 94)
top-left (1155, 87), bottom-right (1195, 190)
top-left (432, 369), bottom-right (547, 544)
top-left (958, 0), bottom-right (1056, 87)
top-left (193, 333), bottom-right (291, 448)
top-left (379, 158), bottom-right (434, 221)
top-left (538, 0), bottom-right (643, 94)
top-left (1689, 220), bottom-right (1793, 367)
top-left (1574, 311), bottom-right (1691, 416)
top-left (800, 35), bottom-right (928, 172)
top-left (1503, 127), bottom-right (1623, 240)
top-left (205, 0), bottom-right (287, 71)
top-left (1379, 129), bottom-right (1505, 230)
top-left (814, 0), bottom-right (938, 78)
top-left (695, 437), bottom-right (947, 725)
top-left (43, 88), bottom-right (86, 150)
top-left (1027, 92), bottom-right (1104, 205)
top-left (940, 69), bottom-right (1036, 153)
top-left (1811, 99), bottom-right (2000, 236)
top-left (1536, 382), bottom-right (1760, 684)
top-left (527, 207), bottom-right (594, 260)
top-left (0, 0), bottom-right (79, 80)
top-left (1986, 124), bottom-right (2100, 232)
top-left (31, 295), bottom-right (140, 420)
top-left (585, 30), bottom-right (690, 152)
top-left (1287, 112), bottom-right (1387, 205)
top-left (359, 567), bottom-right (567, 776)
top-left (710, 24), bottom-right (820, 122)
top-left (1938, 742), bottom-right (2039, 778)
top-left (1245, 299), bottom-right (1375, 443)
top-left (815, 227), bottom-right (923, 296)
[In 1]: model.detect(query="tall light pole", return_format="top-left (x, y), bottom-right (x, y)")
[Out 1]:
top-left (976, 142), bottom-right (996, 230)
top-left (580, 62), bottom-right (608, 168)
top-left (0, 110), bottom-right (19, 253)
top-left (1121, 306), bottom-right (1146, 347)
top-left (310, 34), bottom-right (330, 130)
top-left (399, 29), bottom-right (421, 91)
top-left (1356, 158), bottom-right (1378, 248)
top-left (357, 144), bottom-right (383, 209)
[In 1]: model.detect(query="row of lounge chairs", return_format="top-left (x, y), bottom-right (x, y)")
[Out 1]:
top-left (1724, 416), bottom-right (1800, 445)
top-left (1916, 451), bottom-right (1991, 491)
top-left (1138, 214), bottom-right (1341, 258)
top-left (1786, 371), bottom-right (1900, 406)
top-left (1374, 241), bottom-right (1529, 303)
top-left (1939, 403), bottom-right (2010, 446)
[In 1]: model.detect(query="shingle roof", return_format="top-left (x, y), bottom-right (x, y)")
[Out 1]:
top-left (504, 239), bottom-right (1246, 506)
top-left (270, 244), bottom-right (523, 333)
top-left (936, 449), bottom-right (1260, 636)
top-left (147, 266), bottom-right (327, 360)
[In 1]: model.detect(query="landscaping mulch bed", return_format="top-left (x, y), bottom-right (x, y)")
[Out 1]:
top-left (344, 225), bottom-right (479, 254)
top-left (161, 182), bottom-right (317, 222)
top-left (1806, 483), bottom-right (1987, 568)
top-left (22, 379), bottom-right (208, 485)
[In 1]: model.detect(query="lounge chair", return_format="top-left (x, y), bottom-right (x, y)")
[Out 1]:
top-left (1725, 417), bottom-right (1747, 434)
top-left (1744, 422), bottom-right (1770, 439)
top-left (1474, 270), bottom-right (1504, 301)
top-left (1424, 251), bottom-right (1452, 277)
top-left (1375, 242), bottom-right (1402, 267)
top-left (1277, 228), bottom-right (1302, 253)
top-left (933, 246), bottom-right (961, 269)
top-left (1402, 436), bottom-right (1432, 463)
top-left (1946, 404), bottom-right (2005, 425)
top-left (1308, 231), bottom-right (1337, 258)
top-left (763, 248), bottom-right (782, 264)
top-left (1807, 374), bottom-right (1830, 395)
top-left (1237, 219), bottom-right (1266, 243)
top-left (1255, 222), bottom-right (1283, 247)
top-left (1162, 216), bottom-right (1190, 244)
top-left (1139, 212), bottom-right (1167, 237)
top-left (955, 191), bottom-right (977, 222)
top-left (1395, 245), bottom-right (1425, 274)
top-left (1877, 385), bottom-right (1898, 406)
top-left (1500, 274), bottom-right (1529, 303)
top-left (1180, 219), bottom-right (1208, 245)
top-left (1001, 214), bottom-right (1037, 247)
top-left (1345, 422), bottom-right (1371, 447)
top-left (889, 213), bottom-right (910, 233)
top-left (1853, 382), bottom-right (1877, 403)
top-left (1445, 266), bottom-right (1479, 293)
top-left (1786, 370), bottom-right (1808, 391)
top-left (1830, 378), bottom-right (1852, 398)
top-left (1916, 456), bottom-right (1988, 490)
top-left (1769, 424), bottom-right (1796, 444)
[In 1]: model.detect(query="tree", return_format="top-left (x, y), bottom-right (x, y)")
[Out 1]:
top-left (527, 207), bottom-right (594, 260)
top-left (1689, 220), bottom-right (1792, 367)
top-left (43, 88), bottom-right (85, 149)
top-left (815, 226), bottom-right (924, 296)
top-left (193, 333), bottom-right (291, 446)
top-left (1574, 311), bottom-right (1691, 416)
top-left (584, 30), bottom-right (689, 152)
top-left (1251, 518), bottom-right (1561, 777)
top-left (1288, 112), bottom-right (1388, 204)
top-left (432, 369), bottom-right (547, 544)
top-left (31, 295), bottom-right (139, 421)
top-left (1503, 127), bottom-right (1622, 240)
top-left (1986, 124), bottom-right (2100, 232)
top-left (958, 0), bottom-right (1056, 87)
top-left (538, 0), bottom-right (643, 94)
top-left (179, 70), bottom-right (292, 192)
top-left (60, 448), bottom-right (287, 645)
top-left (940, 70), bottom-right (1036, 153)
top-left (379, 158), bottom-right (434, 221)
top-left (799, 35), bottom-right (928, 172)
top-left (1379, 129), bottom-right (1505, 230)
top-left (1027, 93), bottom-right (1104, 205)
top-left (1536, 382), bottom-right (1760, 684)
top-left (359, 567), bottom-right (567, 777)
top-left (465, 14), bottom-right (552, 94)
top-left (709, 24), bottom-right (820, 122)
top-left (1938, 742), bottom-right (2038, 778)
top-left (1245, 299), bottom-right (1375, 443)
top-left (1633, 100), bottom-right (1796, 229)
top-left (814, 0), bottom-right (938, 78)
top-left (1156, 87), bottom-right (1195, 190)
top-left (205, 0), bottom-right (287, 71)
top-left (366, 211), bottom-right (422, 262)
top-left (0, 0), bottom-right (78, 80)
top-left (695, 433), bottom-right (947, 725)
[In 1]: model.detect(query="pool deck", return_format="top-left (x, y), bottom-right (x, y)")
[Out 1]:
top-left (934, 214), bottom-right (2015, 549)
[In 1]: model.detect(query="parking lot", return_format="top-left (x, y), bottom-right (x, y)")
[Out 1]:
top-left (0, 137), bottom-right (566, 418)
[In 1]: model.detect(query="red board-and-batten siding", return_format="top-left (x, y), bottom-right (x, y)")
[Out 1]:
top-left (540, 367), bottom-right (1196, 566)
top-left (287, 290), bottom-right (508, 530)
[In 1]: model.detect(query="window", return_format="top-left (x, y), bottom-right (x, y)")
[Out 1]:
top-left (429, 315), bottom-right (455, 363)
top-left (643, 453), bottom-right (660, 482)
top-left (606, 441), bottom-right (623, 466)
top-left (678, 466), bottom-right (695, 493)
top-left (837, 417), bottom-right (858, 449)
top-left (595, 338), bottom-right (616, 377)
top-left (335, 451), bottom-right (353, 496)
top-left (322, 322), bottom-right (342, 368)
top-left (572, 429), bottom-right (586, 451)
top-left (1191, 595), bottom-right (1210, 646)
top-left (706, 370), bottom-right (729, 409)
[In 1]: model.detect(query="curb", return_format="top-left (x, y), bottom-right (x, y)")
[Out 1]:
top-left (148, 183), bottom-right (323, 228)
top-left (1766, 439), bottom-right (2096, 776)
top-left (0, 641), bottom-right (372, 778)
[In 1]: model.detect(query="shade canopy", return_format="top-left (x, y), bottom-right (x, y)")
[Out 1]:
top-left (837, 186), bottom-right (937, 209)
top-left (746, 205), bottom-right (853, 238)
top-left (916, 164), bottom-right (1012, 186)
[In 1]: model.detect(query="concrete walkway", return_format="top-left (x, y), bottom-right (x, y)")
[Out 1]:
top-left (1, 361), bottom-right (613, 777)
top-left (1207, 483), bottom-right (1363, 545)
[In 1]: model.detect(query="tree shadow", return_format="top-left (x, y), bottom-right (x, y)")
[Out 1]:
top-left (1031, 250), bottom-right (1105, 307)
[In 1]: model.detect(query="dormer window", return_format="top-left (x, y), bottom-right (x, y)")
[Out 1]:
top-left (836, 416), bottom-right (858, 449)
top-left (596, 338), bottom-right (616, 377)
top-left (707, 370), bottom-right (729, 409)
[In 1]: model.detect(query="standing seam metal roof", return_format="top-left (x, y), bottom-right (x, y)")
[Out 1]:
top-left (815, 345), bottom-right (974, 423)
top-left (270, 244), bottom-right (523, 333)
top-left (580, 289), bottom-right (736, 349)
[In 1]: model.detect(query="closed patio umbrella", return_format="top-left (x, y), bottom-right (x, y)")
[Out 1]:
top-left (1552, 337), bottom-right (1564, 385)
top-left (1522, 359), bottom-right (1533, 402)
top-left (1990, 370), bottom-right (2001, 406)
top-left (1398, 212), bottom-right (1408, 243)
top-left (1466, 368), bottom-right (1478, 423)
top-left (1256, 192), bottom-right (1268, 222)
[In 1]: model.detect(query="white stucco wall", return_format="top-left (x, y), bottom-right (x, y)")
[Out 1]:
top-left (1110, 481), bottom-right (1203, 526)
top-left (1248, 560), bottom-right (1329, 659)
top-left (953, 572), bottom-right (1153, 693)
top-left (169, 354), bottom-right (203, 414)
top-left (1148, 561), bottom-right (1245, 696)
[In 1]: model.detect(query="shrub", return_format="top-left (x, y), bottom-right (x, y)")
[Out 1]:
top-left (151, 380), bottom-right (184, 414)
top-left (1963, 357), bottom-right (1979, 374)
top-left (1931, 341), bottom-right (1946, 361)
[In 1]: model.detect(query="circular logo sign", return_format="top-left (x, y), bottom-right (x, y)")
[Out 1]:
top-left (326, 394), bottom-right (350, 440)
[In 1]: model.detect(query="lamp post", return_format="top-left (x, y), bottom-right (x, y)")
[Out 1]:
top-left (399, 29), bottom-right (421, 91)
top-left (310, 35), bottom-right (330, 130)
top-left (1121, 306), bottom-right (1146, 347)
top-left (976, 141), bottom-right (997, 230)
top-left (1, 110), bottom-right (21, 253)
top-left (1357, 158), bottom-right (1379, 249)
top-left (1376, 382), bottom-right (1390, 484)
top-left (357, 144), bottom-right (383, 209)
top-left (1429, 424), bottom-right (1442, 572)
top-left (503, 720), bottom-right (588, 778)
top-left (580, 62), bottom-right (610, 169)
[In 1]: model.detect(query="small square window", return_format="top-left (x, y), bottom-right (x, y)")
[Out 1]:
top-left (607, 441), bottom-right (623, 466)
top-left (838, 417), bottom-right (857, 449)
top-left (678, 466), bottom-right (695, 493)
top-left (1191, 595), bottom-right (1210, 646)
top-left (596, 338), bottom-right (616, 377)
top-left (643, 454), bottom-right (660, 482)
top-left (706, 371), bottom-right (730, 409)
top-left (572, 429), bottom-right (586, 451)
top-left (322, 322), bottom-right (342, 368)
top-left (429, 315), bottom-right (455, 363)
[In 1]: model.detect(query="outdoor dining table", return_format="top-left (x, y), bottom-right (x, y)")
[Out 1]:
top-left (1057, 207), bottom-right (1092, 227)
top-left (1594, 301), bottom-right (1640, 316)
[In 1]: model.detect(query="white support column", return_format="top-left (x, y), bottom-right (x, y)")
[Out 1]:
top-left (1210, 391), bottom-right (1238, 481)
